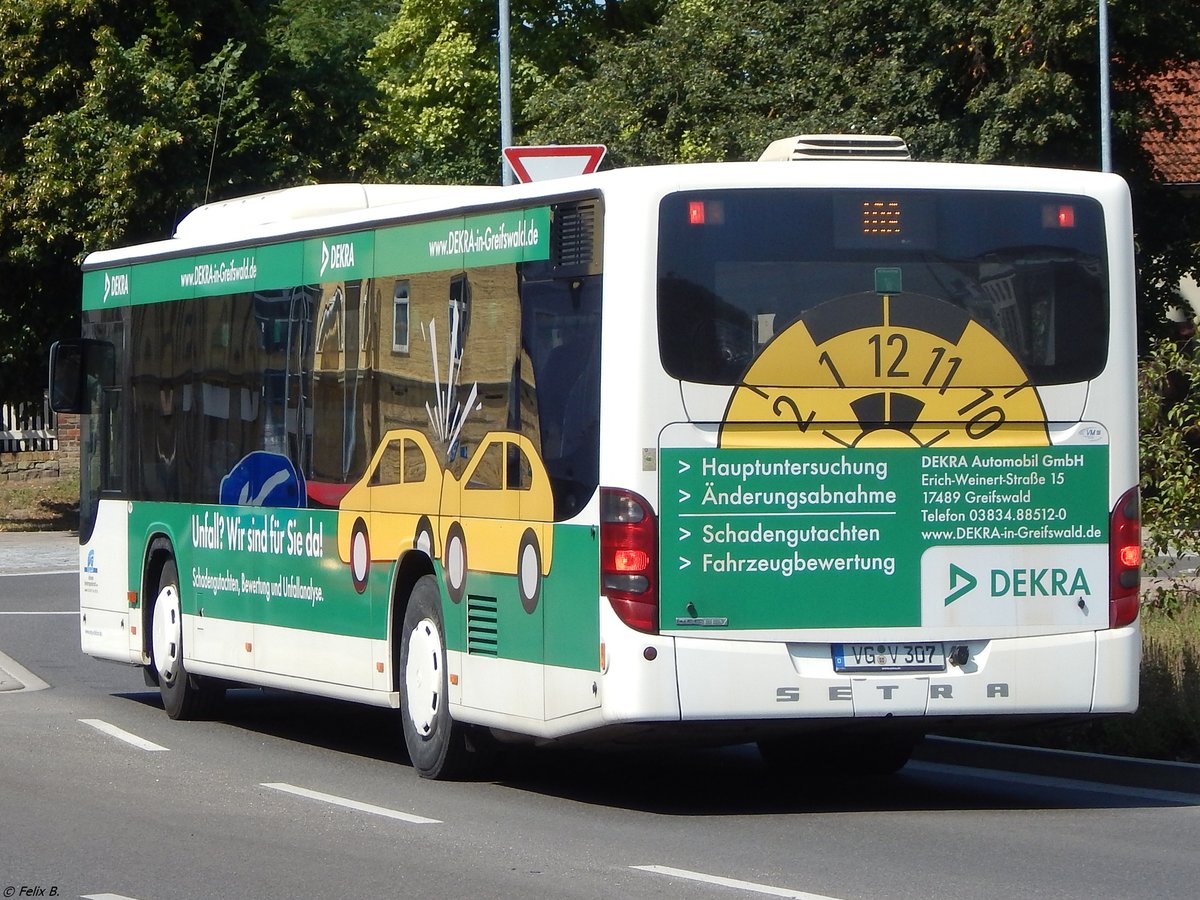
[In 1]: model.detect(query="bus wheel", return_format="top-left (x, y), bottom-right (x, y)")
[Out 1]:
top-left (517, 529), bottom-right (541, 614)
top-left (400, 575), bottom-right (474, 779)
top-left (150, 559), bottom-right (222, 720)
top-left (350, 518), bottom-right (370, 594)
top-left (443, 522), bottom-right (466, 603)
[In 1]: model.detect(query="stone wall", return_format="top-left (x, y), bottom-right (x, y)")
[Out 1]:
top-left (0, 413), bottom-right (80, 482)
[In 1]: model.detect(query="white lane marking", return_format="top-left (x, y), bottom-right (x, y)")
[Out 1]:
top-left (0, 610), bottom-right (78, 614)
top-left (82, 894), bottom-right (147, 899)
top-left (0, 569), bottom-right (77, 577)
top-left (262, 782), bottom-right (442, 824)
top-left (632, 865), bottom-right (843, 900)
top-left (79, 719), bottom-right (170, 752)
top-left (0, 650), bottom-right (50, 692)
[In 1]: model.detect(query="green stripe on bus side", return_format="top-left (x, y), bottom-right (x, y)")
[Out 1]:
top-left (131, 502), bottom-right (378, 639)
top-left (130, 501), bottom-right (598, 670)
top-left (83, 207), bottom-right (552, 310)
top-left (441, 523), bottom-right (599, 671)
top-left (543, 524), bottom-right (601, 672)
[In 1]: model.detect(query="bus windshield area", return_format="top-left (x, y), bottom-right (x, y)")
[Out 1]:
top-left (657, 189), bottom-right (1109, 386)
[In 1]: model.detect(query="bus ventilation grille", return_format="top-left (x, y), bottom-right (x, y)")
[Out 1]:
top-left (759, 134), bottom-right (911, 162)
top-left (467, 596), bottom-right (499, 656)
top-left (553, 202), bottom-right (598, 271)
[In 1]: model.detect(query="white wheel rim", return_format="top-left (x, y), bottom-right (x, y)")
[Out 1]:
top-left (351, 528), bottom-right (369, 583)
top-left (447, 534), bottom-right (465, 590)
top-left (405, 618), bottom-right (442, 736)
top-left (520, 541), bottom-right (539, 601)
top-left (151, 585), bottom-right (181, 684)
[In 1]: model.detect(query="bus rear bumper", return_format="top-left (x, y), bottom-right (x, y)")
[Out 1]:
top-left (671, 623), bottom-right (1140, 721)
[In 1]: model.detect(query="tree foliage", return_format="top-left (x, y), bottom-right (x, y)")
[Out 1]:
top-left (521, 0), bottom-right (1200, 327)
top-left (358, 0), bottom-right (660, 184)
top-left (1139, 331), bottom-right (1200, 613)
top-left (2, 0), bottom-right (1200, 403)
top-left (0, 0), bottom-right (387, 402)
top-left (1, 2), bottom-right (260, 400)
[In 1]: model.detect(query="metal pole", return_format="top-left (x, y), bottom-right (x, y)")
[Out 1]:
top-left (499, 0), bottom-right (514, 185)
top-left (1099, 0), bottom-right (1113, 172)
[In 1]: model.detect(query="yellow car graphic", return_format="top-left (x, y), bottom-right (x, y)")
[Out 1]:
top-left (338, 429), bottom-right (444, 594)
top-left (440, 431), bottom-right (555, 613)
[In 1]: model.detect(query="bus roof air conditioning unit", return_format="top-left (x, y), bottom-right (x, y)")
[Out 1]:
top-left (759, 134), bottom-right (911, 161)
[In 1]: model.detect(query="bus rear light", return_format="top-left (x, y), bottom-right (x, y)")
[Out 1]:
top-left (1042, 203), bottom-right (1076, 229)
top-left (1118, 544), bottom-right (1141, 569)
top-left (1109, 487), bottom-right (1140, 628)
top-left (600, 487), bottom-right (659, 634)
top-left (613, 548), bottom-right (650, 571)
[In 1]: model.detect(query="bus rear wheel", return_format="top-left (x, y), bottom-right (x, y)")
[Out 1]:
top-left (399, 574), bottom-right (487, 779)
top-left (150, 559), bottom-right (222, 720)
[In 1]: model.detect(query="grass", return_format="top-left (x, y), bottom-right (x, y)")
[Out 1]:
top-left (937, 599), bottom-right (1200, 764)
top-left (0, 474), bottom-right (80, 532)
top-left (1069, 601), bottom-right (1200, 763)
top-left (0, 474), bottom-right (1196, 762)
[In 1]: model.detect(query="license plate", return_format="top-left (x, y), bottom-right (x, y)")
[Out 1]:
top-left (832, 643), bottom-right (946, 673)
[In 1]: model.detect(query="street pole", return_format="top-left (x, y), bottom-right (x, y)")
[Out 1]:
top-left (499, 0), bottom-right (514, 185)
top-left (1099, 0), bottom-right (1113, 173)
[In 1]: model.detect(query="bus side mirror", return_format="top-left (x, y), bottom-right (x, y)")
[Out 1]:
top-left (48, 339), bottom-right (114, 414)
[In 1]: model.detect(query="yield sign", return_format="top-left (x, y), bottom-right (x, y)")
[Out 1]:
top-left (503, 145), bottom-right (607, 183)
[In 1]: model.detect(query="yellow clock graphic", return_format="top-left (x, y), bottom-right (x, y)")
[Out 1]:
top-left (720, 292), bottom-right (1050, 449)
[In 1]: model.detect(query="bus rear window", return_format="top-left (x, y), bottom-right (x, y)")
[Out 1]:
top-left (657, 189), bottom-right (1108, 386)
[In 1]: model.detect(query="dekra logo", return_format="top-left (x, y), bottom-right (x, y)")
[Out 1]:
top-left (945, 562), bottom-right (1091, 605)
top-left (103, 271), bottom-right (129, 302)
top-left (320, 240), bottom-right (355, 277)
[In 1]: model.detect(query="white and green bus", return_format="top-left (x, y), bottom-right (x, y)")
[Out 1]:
top-left (51, 136), bottom-right (1141, 778)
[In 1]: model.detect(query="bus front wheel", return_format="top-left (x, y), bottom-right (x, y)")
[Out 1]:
top-left (399, 574), bottom-right (486, 779)
top-left (150, 559), bottom-right (222, 720)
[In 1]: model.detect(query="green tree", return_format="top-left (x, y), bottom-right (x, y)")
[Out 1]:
top-left (1139, 330), bottom-right (1200, 612)
top-left (525, 1), bottom-right (1194, 162)
top-left (359, 0), bottom-right (660, 184)
top-left (522, 0), bottom-right (1200, 323)
top-left (262, 0), bottom-right (402, 182)
top-left (0, 0), bottom-right (461, 403)
top-left (0, 0), bottom-right (319, 402)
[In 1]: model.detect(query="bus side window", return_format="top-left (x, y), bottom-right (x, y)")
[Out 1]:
top-left (523, 272), bottom-right (602, 520)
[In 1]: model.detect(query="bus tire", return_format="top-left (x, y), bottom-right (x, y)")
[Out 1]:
top-left (400, 574), bottom-right (473, 779)
top-left (517, 529), bottom-right (541, 614)
top-left (150, 559), bottom-right (222, 720)
top-left (350, 517), bottom-right (370, 594)
top-left (443, 522), bottom-right (467, 603)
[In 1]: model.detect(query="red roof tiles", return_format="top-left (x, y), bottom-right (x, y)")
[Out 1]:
top-left (1144, 64), bottom-right (1200, 184)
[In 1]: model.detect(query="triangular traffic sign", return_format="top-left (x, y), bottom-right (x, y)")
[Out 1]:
top-left (503, 145), bottom-right (607, 183)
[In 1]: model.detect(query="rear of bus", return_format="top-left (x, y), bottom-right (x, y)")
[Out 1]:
top-left (596, 148), bottom-right (1140, 760)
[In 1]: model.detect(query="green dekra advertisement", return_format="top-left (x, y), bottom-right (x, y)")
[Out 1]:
top-left (660, 444), bottom-right (1108, 631)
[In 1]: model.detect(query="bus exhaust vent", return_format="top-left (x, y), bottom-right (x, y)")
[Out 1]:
top-left (552, 200), bottom-right (602, 275)
top-left (467, 596), bottom-right (498, 656)
top-left (759, 134), bottom-right (911, 162)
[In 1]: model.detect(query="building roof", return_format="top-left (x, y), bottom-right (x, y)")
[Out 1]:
top-left (1144, 64), bottom-right (1200, 185)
